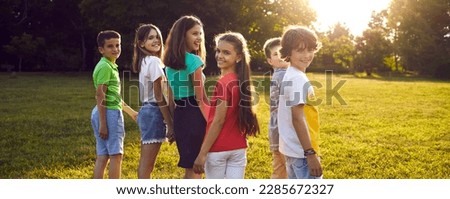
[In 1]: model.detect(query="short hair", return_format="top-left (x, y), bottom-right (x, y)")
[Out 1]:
top-left (263, 37), bottom-right (281, 59)
top-left (279, 26), bottom-right (321, 61)
top-left (97, 30), bottom-right (121, 48)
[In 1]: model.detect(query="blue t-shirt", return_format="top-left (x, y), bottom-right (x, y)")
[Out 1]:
top-left (165, 53), bottom-right (204, 100)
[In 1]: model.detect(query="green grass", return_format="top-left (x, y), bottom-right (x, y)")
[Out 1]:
top-left (0, 72), bottom-right (449, 179)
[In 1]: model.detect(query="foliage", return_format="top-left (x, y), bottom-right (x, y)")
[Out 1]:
top-left (0, 0), bottom-right (448, 78)
top-left (79, 0), bottom-right (316, 74)
top-left (388, 0), bottom-right (450, 76)
top-left (3, 33), bottom-right (45, 72)
top-left (314, 23), bottom-right (355, 73)
top-left (354, 11), bottom-right (392, 75)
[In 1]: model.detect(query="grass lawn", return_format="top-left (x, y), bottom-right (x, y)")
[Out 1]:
top-left (0, 72), bottom-right (449, 179)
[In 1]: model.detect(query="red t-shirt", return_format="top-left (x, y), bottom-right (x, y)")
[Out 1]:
top-left (207, 73), bottom-right (247, 152)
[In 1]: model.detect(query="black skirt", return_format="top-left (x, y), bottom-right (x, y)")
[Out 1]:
top-left (173, 96), bottom-right (206, 168)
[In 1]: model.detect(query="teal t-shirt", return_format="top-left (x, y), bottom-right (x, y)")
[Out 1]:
top-left (166, 53), bottom-right (204, 100)
top-left (92, 57), bottom-right (122, 110)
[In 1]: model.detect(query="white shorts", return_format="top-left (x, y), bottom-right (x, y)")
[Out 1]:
top-left (205, 148), bottom-right (247, 179)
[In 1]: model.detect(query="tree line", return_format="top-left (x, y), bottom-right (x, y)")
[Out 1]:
top-left (1, 0), bottom-right (449, 78)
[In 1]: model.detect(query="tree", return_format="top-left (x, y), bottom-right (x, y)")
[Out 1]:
top-left (3, 33), bottom-right (45, 72)
top-left (314, 23), bottom-right (355, 73)
top-left (355, 11), bottom-right (392, 75)
top-left (79, 0), bottom-right (317, 73)
top-left (388, 0), bottom-right (450, 77)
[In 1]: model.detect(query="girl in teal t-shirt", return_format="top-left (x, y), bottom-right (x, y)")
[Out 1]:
top-left (163, 15), bottom-right (210, 179)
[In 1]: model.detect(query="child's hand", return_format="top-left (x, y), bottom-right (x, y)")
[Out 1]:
top-left (131, 111), bottom-right (138, 122)
top-left (166, 126), bottom-right (175, 144)
top-left (193, 154), bottom-right (206, 174)
top-left (306, 155), bottom-right (322, 177)
top-left (99, 124), bottom-right (108, 140)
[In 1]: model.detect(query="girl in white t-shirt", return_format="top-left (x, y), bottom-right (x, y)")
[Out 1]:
top-left (132, 24), bottom-right (174, 179)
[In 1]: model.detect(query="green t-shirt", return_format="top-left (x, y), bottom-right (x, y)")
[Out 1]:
top-left (92, 57), bottom-right (122, 110)
top-left (166, 53), bottom-right (204, 100)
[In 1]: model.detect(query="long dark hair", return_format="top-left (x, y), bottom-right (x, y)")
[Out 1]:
top-left (132, 24), bottom-right (163, 73)
top-left (214, 32), bottom-right (259, 137)
top-left (162, 15), bottom-right (206, 70)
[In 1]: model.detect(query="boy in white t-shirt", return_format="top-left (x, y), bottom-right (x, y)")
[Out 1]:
top-left (277, 26), bottom-right (322, 179)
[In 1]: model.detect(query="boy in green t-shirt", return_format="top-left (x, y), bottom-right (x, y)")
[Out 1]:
top-left (91, 30), bottom-right (138, 179)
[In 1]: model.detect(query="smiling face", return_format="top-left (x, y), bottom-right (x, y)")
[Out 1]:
top-left (141, 28), bottom-right (161, 55)
top-left (215, 40), bottom-right (241, 72)
top-left (185, 24), bottom-right (203, 52)
top-left (289, 43), bottom-right (315, 72)
top-left (99, 38), bottom-right (121, 62)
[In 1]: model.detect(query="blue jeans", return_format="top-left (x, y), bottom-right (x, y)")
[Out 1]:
top-left (285, 156), bottom-right (322, 179)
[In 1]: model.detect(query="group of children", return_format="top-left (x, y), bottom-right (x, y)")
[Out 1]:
top-left (91, 15), bottom-right (322, 179)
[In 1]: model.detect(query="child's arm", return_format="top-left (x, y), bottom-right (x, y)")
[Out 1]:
top-left (165, 79), bottom-right (176, 143)
top-left (165, 78), bottom-right (175, 123)
top-left (193, 99), bottom-right (227, 174)
top-left (96, 84), bottom-right (108, 140)
top-left (192, 67), bottom-right (210, 119)
top-left (122, 101), bottom-right (138, 122)
top-left (154, 77), bottom-right (175, 144)
top-left (291, 104), bottom-right (322, 177)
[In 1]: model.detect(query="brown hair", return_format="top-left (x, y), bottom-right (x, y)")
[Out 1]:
top-left (214, 32), bottom-right (260, 137)
top-left (279, 26), bottom-right (321, 62)
top-left (132, 24), bottom-right (164, 73)
top-left (163, 15), bottom-right (206, 70)
top-left (97, 30), bottom-right (120, 48)
top-left (263, 37), bottom-right (281, 59)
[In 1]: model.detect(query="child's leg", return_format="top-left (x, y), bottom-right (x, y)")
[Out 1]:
top-left (137, 104), bottom-right (166, 179)
top-left (138, 143), bottom-right (162, 179)
top-left (108, 154), bottom-right (123, 179)
top-left (271, 150), bottom-right (287, 179)
top-left (224, 149), bottom-right (246, 179)
top-left (93, 155), bottom-right (109, 179)
top-left (102, 109), bottom-right (124, 179)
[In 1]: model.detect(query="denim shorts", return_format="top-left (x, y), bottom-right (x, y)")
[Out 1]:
top-left (285, 156), bottom-right (322, 179)
top-left (91, 106), bottom-right (125, 156)
top-left (137, 102), bottom-right (166, 144)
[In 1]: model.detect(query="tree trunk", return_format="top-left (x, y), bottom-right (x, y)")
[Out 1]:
top-left (18, 56), bottom-right (23, 72)
top-left (80, 32), bottom-right (87, 71)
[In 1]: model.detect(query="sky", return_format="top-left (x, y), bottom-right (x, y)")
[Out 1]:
top-left (309, 0), bottom-right (392, 36)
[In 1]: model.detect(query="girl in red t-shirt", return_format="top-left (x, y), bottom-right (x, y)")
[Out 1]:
top-left (193, 32), bottom-right (259, 179)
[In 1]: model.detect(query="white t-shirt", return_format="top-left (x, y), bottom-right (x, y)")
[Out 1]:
top-left (277, 66), bottom-right (315, 158)
top-left (139, 56), bottom-right (165, 103)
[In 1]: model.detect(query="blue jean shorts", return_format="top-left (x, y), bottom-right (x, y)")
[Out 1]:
top-left (138, 102), bottom-right (166, 144)
top-left (91, 106), bottom-right (125, 156)
top-left (285, 156), bottom-right (322, 179)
